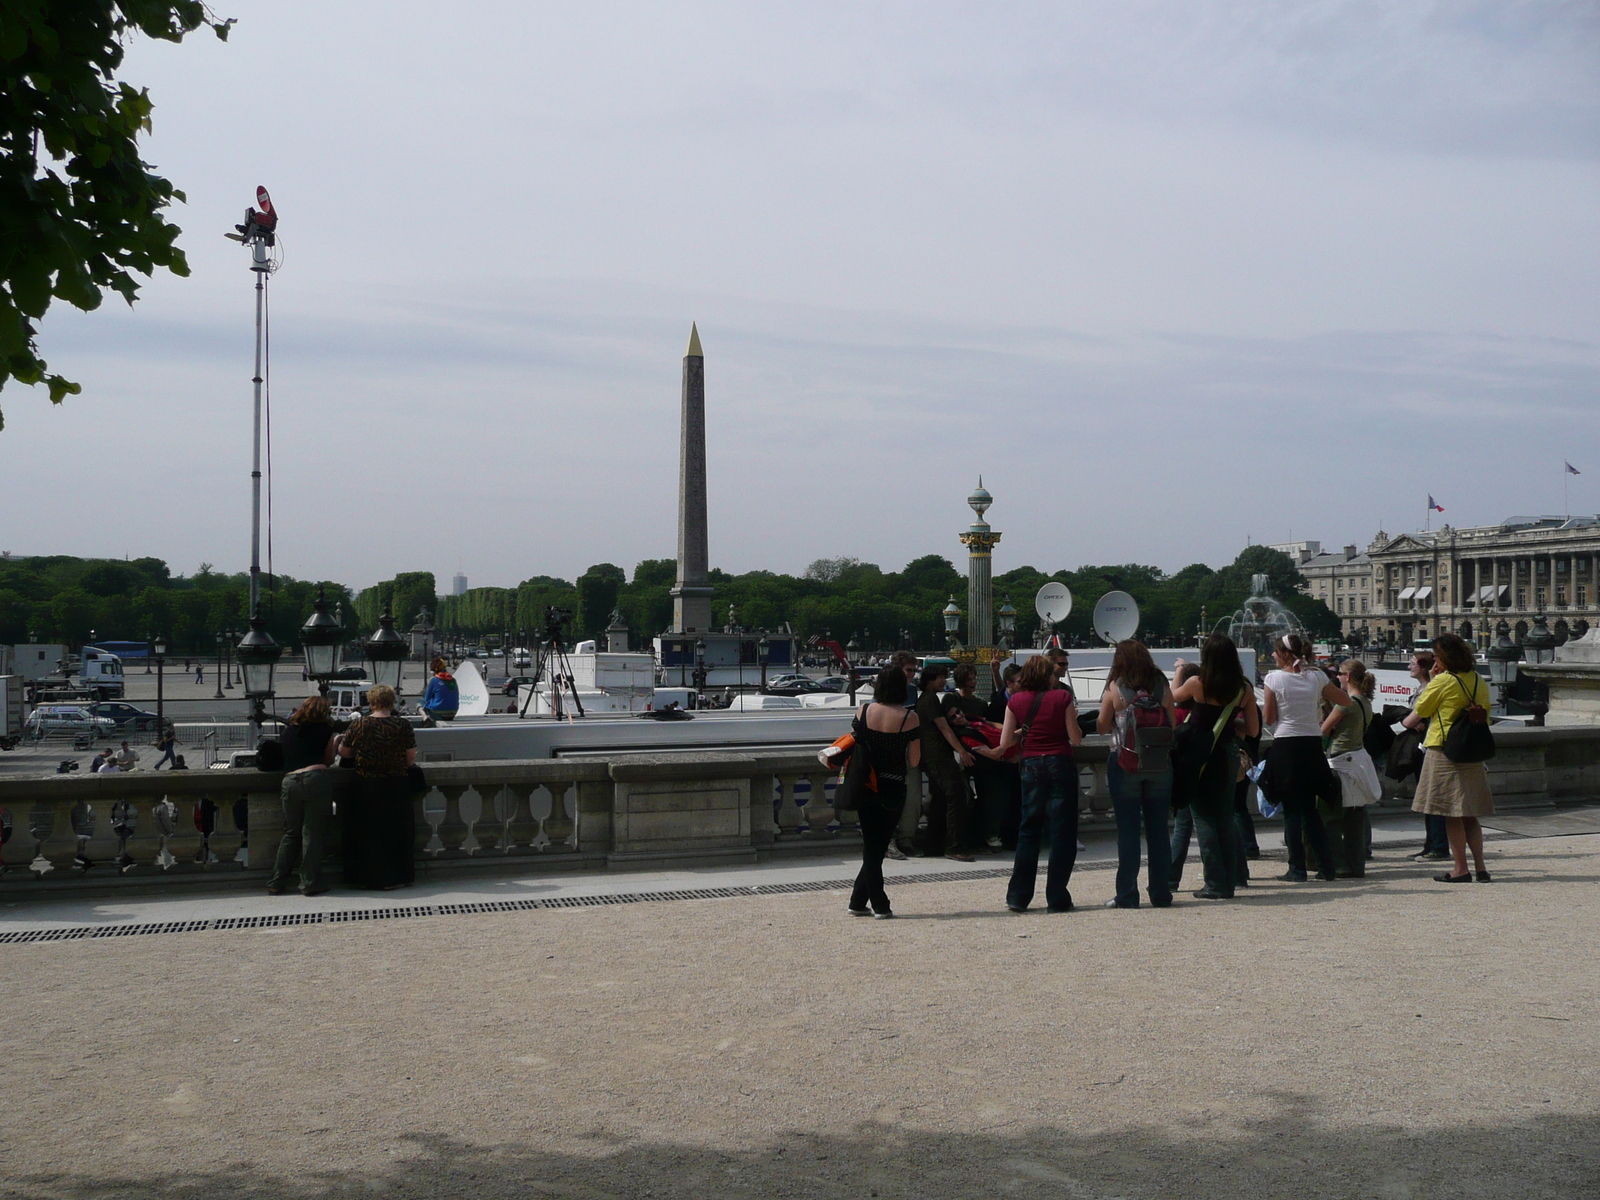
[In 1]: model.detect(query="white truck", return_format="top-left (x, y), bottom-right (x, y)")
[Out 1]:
top-left (9, 643), bottom-right (126, 701)
top-left (0, 675), bottom-right (21, 750)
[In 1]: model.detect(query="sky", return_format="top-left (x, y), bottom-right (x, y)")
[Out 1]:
top-left (2, 0), bottom-right (1597, 592)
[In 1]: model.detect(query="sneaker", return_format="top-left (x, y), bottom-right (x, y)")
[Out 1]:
top-left (884, 844), bottom-right (908, 861)
top-left (945, 852), bottom-right (976, 863)
top-left (1005, 903), bottom-right (1028, 914)
top-left (847, 904), bottom-right (872, 916)
top-left (986, 836), bottom-right (1002, 850)
top-left (1422, 851), bottom-right (1451, 861)
top-left (1276, 871), bottom-right (1309, 882)
top-left (1076, 840), bottom-right (1086, 851)
top-left (872, 909), bottom-right (895, 919)
top-left (1192, 888), bottom-right (1228, 900)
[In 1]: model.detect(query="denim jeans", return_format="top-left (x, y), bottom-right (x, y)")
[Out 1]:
top-left (1423, 813), bottom-right (1450, 854)
top-left (1107, 759), bottom-right (1172, 907)
top-left (972, 759), bottom-right (1021, 848)
top-left (1190, 762), bottom-right (1243, 896)
top-left (1169, 804), bottom-right (1194, 888)
top-left (1007, 754), bottom-right (1079, 911)
top-left (851, 781), bottom-right (906, 914)
top-left (269, 768), bottom-right (334, 892)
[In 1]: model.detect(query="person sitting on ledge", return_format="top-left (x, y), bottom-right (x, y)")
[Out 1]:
top-left (421, 657), bottom-right (459, 723)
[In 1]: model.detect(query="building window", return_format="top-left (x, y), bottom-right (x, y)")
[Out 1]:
top-left (1557, 586), bottom-right (1567, 606)
top-left (1537, 586), bottom-right (1547, 608)
top-left (1337, 597), bottom-right (1344, 613)
top-left (1518, 588), bottom-right (1528, 608)
top-left (1580, 585), bottom-right (1589, 606)
top-left (1361, 598), bottom-right (1369, 613)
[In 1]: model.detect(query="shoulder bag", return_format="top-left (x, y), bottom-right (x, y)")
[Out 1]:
top-left (831, 705), bottom-right (878, 811)
top-left (1442, 673), bottom-right (1495, 764)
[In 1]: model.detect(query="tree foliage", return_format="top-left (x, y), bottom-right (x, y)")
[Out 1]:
top-left (0, 1), bottom-right (232, 428)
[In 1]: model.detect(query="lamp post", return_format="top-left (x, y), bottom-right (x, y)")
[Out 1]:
top-left (364, 606), bottom-right (409, 698)
top-left (299, 587), bottom-right (344, 695)
top-left (144, 636), bottom-right (153, 674)
top-left (235, 616), bottom-right (283, 740)
top-left (758, 633), bottom-right (770, 693)
top-left (942, 597), bottom-right (962, 650)
top-left (1486, 619), bottom-right (1520, 714)
top-left (213, 632), bottom-right (226, 701)
top-left (223, 628), bottom-right (237, 690)
top-left (997, 596), bottom-right (1017, 652)
top-left (1523, 613), bottom-right (1558, 666)
top-left (151, 633), bottom-right (167, 737)
top-left (692, 638), bottom-right (707, 696)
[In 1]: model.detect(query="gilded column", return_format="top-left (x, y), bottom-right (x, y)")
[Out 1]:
top-left (959, 479), bottom-right (1001, 655)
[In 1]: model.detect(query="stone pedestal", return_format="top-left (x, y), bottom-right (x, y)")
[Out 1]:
top-left (1525, 627), bottom-right (1600, 726)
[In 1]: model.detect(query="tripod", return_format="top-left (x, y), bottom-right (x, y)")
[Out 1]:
top-left (517, 631), bottom-right (587, 719)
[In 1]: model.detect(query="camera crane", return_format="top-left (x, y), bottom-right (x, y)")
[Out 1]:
top-left (516, 607), bottom-right (587, 719)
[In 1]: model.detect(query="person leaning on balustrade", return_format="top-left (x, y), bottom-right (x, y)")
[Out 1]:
top-left (1403, 633), bottom-right (1495, 884)
top-left (267, 694), bottom-right (338, 897)
top-left (337, 685), bottom-right (418, 890)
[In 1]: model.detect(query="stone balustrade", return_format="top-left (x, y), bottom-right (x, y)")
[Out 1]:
top-left (0, 727), bottom-right (1595, 895)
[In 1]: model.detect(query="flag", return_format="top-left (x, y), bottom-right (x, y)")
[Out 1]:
top-left (1567, 461), bottom-right (1582, 475)
top-left (1427, 495), bottom-right (1444, 513)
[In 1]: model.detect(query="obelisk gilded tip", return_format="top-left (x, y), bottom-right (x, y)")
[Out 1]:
top-left (686, 322), bottom-right (703, 358)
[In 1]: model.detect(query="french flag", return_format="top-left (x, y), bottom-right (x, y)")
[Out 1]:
top-left (1428, 495), bottom-right (1444, 513)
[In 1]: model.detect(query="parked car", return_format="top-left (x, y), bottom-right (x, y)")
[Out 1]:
top-left (24, 706), bottom-right (118, 739)
top-left (502, 676), bottom-right (535, 697)
top-left (331, 666), bottom-right (369, 681)
top-left (86, 701), bottom-right (161, 732)
top-left (814, 676), bottom-right (855, 693)
top-left (767, 678), bottom-right (826, 695)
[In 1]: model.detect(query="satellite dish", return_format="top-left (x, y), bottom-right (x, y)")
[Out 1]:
top-left (1035, 582), bottom-right (1073, 626)
top-left (1092, 591), bottom-right (1140, 644)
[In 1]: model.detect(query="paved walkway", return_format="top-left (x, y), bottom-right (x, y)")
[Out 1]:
top-left (1, 824), bottom-right (1596, 1200)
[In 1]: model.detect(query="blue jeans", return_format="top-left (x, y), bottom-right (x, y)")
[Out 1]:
top-left (1007, 754), bottom-right (1078, 911)
top-left (1169, 804), bottom-right (1194, 887)
top-left (1107, 759), bottom-right (1172, 907)
top-left (1190, 761), bottom-right (1244, 896)
top-left (1423, 813), bottom-right (1449, 854)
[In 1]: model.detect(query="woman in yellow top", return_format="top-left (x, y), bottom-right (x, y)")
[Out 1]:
top-left (1402, 632), bottom-right (1493, 883)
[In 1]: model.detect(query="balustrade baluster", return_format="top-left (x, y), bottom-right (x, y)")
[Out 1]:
top-left (77, 797), bottom-right (119, 872)
top-left (540, 781), bottom-right (575, 849)
top-left (431, 784), bottom-right (472, 857)
top-left (471, 784), bottom-right (507, 854)
top-left (456, 786), bottom-right (484, 855)
top-left (773, 773), bottom-right (802, 838)
top-left (148, 795), bottom-right (185, 871)
top-left (29, 798), bottom-right (77, 876)
top-left (501, 783), bottom-right (539, 853)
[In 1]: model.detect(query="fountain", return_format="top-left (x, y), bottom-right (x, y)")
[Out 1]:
top-left (1227, 574), bottom-right (1307, 680)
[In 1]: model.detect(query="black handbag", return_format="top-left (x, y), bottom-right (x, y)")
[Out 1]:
top-left (1442, 674), bottom-right (1495, 764)
top-left (831, 706), bottom-right (874, 812)
top-left (406, 763), bottom-right (429, 795)
top-left (1169, 689), bottom-right (1242, 809)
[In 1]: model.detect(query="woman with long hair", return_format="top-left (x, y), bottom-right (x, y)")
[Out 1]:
top-left (848, 666), bottom-right (922, 918)
top-left (1261, 633), bottom-right (1349, 883)
top-left (1403, 633), bottom-right (1495, 883)
top-left (1319, 659), bottom-right (1379, 877)
top-left (998, 652), bottom-right (1084, 913)
top-left (1170, 634), bottom-right (1260, 899)
top-left (337, 684), bottom-right (418, 890)
top-left (266, 693), bottom-right (338, 896)
top-left (1096, 640), bottom-right (1176, 908)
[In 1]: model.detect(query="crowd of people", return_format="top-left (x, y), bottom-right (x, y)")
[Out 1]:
top-left (842, 630), bottom-right (1498, 918)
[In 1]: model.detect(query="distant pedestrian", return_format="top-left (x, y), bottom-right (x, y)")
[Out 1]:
top-left (1404, 634), bottom-right (1495, 884)
top-left (1259, 633), bottom-right (1347, 884)
top-left (154, 727), bottom-right (178, 770)
top-left (998, 653), bottom-right (1083, 913)
top-left (846, 667), bottom-right (922, 919)
top-left (1097, 640), bottom-right (1176, 909)
top-left (113, 740), bottom-right (139, 771)
top-left (195, 663), bottom-right (204, 685)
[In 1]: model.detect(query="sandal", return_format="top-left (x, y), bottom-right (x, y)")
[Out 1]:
top-left (1433, 872), bottom-right (1472, 883)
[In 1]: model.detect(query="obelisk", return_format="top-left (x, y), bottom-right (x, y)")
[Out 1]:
top-left (671, 323), bottom-right (714, 633)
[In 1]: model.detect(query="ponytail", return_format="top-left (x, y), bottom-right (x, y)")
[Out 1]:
top-left (1343, 659), bottom-right (1376, 699)
top-left (1278, 632), bottom-right (1312, 667)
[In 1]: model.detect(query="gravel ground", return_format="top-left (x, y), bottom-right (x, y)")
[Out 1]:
top-left (2, 834), bottom-right (1597, 1200)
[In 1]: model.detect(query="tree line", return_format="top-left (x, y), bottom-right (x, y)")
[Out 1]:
top-left (2, 545), bottom-right (1337, 656)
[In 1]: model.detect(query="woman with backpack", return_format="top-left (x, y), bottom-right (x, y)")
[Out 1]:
top-left (1170, 634), bottom-right (1260, 900)
top-left (1402, 633), bottom-right (1495, 884)
top-left (997, 653), bottom-right (1083, 913)
top-left (1318, 659), bottom-right (1381, 877)
top-left (1260, 633), bottom-right (1350, 883)
top-left (846, 666), bottom-right (923, 918)
top-left (1096, 640), bottom-right (1177, 908)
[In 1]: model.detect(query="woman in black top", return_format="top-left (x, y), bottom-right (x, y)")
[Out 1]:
top-left (848, 666), bottom-right (922, 918)
top-left (338, 685), bottom-right (418, 890)
top-left (267, 695), bottom-right (338, 896)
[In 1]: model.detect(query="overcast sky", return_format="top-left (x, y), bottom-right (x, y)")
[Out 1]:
top-left (3, 1), bottom-right (1596, 591)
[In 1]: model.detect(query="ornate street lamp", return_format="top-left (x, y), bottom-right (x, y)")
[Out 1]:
top-left (213, 631), bottom-right (227, 700)
top-left (942, 597), bottom-right (962, 649)
top-left (1486, 619), bottom-right (1520, 711)
top-left (364, 605), bottom-right (409, 694)
top-left (235, 615), bottom-right (283, 737)
top-left (299, 587), bottom-right (344, 694)
top-left (144, 635), bottom-right (153, 674)
top-left (692, 637), bottom-right (708, 694)
top-left (151, 633), bottom-right (168, 737)
top-left (1523, 613), bottom-right (1558, 666)
top-left (997, 596), bottom-right (1017, 650)
top-left (757, 633), bottom-right (770, 693)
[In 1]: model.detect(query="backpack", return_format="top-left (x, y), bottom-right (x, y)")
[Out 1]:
top-left (1115, 680), bottom-right (1173, 772)
top-left (1442, 673), bottom-right (1495, 764)
top-left (1362, 697), bottom-right (1395, 759)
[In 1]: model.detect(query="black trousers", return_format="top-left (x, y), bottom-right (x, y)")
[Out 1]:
top-left (922, 755), bottom-right (969, 854)
top-left (851, 781), bottom-right (906, 914)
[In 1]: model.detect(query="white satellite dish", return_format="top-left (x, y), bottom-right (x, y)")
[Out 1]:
top-left (451, 658), bottom-right (490, 717)
top-left (1092, 590), bottom-right (1140, 644)
top-left (1035, 582), bottom-right (1073, 626)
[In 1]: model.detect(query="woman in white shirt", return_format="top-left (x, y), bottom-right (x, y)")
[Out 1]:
top-left (1261, 633), bottom-right (1351, 882)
